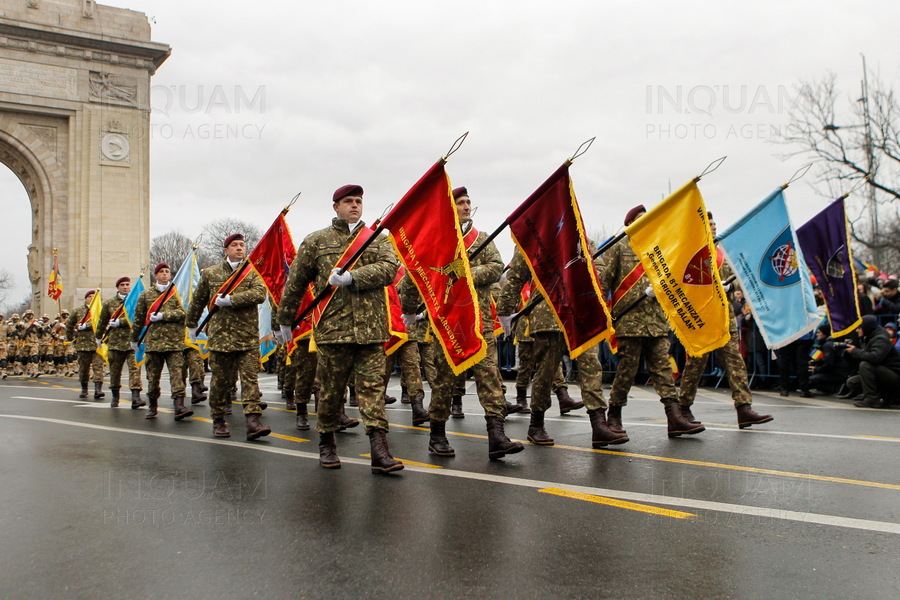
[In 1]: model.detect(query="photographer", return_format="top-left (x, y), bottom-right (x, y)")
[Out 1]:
top-left (808, 324), bottom-right (849, 395)
top-left (844, 315), bottom-right (900, 409)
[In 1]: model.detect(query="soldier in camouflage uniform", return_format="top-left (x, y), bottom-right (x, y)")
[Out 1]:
top-left (390, 272), bottom-right (428, 424)
top-left (187, 234), bottom-right (270, 440)
top-left (98, 277), bottom-right (145, 409)
top-left (277, 184), bottom-right (402, 473)
top-left (38, 315), bottom-right (54, 374)
top-left (133, 264), bottom-right (189, 420)
top-left (8, 313), bottom-right (22, 375)
top-left (498, 248), bottom-right (627, 448)
top-left (404, 187), bottom-right (523, 460)
top-left (0, 311), bottom-right (7, 379)
top-left (63, 313), bottom-right (78, 376)
top-left (180, 346), bottom-right (208, 405)
top-left (19, 309), bottom-right (43, 377)
top-left (598, 206), bottom-right (704, 438)
top-left (66, 292), bottom-right (106, 398)
top-left (51, 312), bottom-right (68, 375)
top-left (677, 214), bottom-right (773, 429)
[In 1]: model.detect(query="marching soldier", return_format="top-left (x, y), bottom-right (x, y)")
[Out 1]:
top-left (407, 186), bottom-right (523, 460)
top-left (182, 345), bottom-right (208, 405)
top-left (97, 277), bottom-right (145, 409)
top-left (390, 273), bottom-right (428, 424)
top-left (38, 315), bottom-right (53, 374)
top-left (598, 205), bottom-right (704, 438)
top-left (277, 184), bottom-right (403, 472)
top-left (132, 263), bottom-right (190, 420)
top-left (677, 213), bottom-right (773, 428)
top-left (19, 309), bottom-right (42, 377)
top-left (0, 311), bottom-right (7, 379)
top-left (8, 313), bottom-right (21, 375)
top-left (186, 234), bottom-right (270, 441)
top-left (66, 292), bottom-right (106, 398)
top-left (52, 312), bottom-right (71, 376)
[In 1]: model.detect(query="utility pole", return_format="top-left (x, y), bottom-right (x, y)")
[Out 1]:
top-left (860, 54), bottom-right (880, 268)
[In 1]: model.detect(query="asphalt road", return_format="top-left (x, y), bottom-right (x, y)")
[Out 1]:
top-left (1, 372), bottom-right (898, 599)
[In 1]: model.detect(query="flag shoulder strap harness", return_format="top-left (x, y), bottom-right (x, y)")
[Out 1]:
top-left (206, 261), bottom-right (253, 312)
top-left (145, 286), bottom-right (181, 326)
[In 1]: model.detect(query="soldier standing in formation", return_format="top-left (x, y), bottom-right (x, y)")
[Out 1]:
top-left (133, 263), bottom-right (190, 420)
top-left (18, 309), bottom-right (41, 378)
top-left (187, 234), bottom-right (270, 441)
top-left (66, 292), bottom-right (106, 399)
top-left (97, 276), bottom-right (145, 409)
top-left (53, 311), bottom-right (72, 377)
top-left (278, 184), bottom-right (403, 472)
top-left (38, 315), bottom-right (54, 374)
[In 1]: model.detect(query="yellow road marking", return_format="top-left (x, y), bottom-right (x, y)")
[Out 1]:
top-left (390, 422), bottom-right (512, 441)
top-left (271, 433), bottom-right (308, 443)
top-left (193, 416), bottom-right (213, 423)
top-left (360, 453), bottom-right (443, 469)
top-left (539, 487), bottom-right (696, 519)
top-left (855, 435), bottom-right (900, 441)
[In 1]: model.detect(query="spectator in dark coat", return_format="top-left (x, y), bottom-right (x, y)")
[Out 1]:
top-left (845, 315), bottom-right (900, 408)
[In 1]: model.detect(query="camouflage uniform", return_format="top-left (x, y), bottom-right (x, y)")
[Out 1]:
top-left (179, 346), bottom-right (205, 387)
top-left (18, 313), bottom-right (41, 377)
top-left (66, 305), bottom-right (105, 384)
top-left (186, 260), bottom-right (267, 419)
top-left (38, 317), bottom-right (54, 374)
top-left (598, 237), bottom-right (677, 407)
top-left (277, 218), bottom-right (398, 434)
top-left (289, 338), bottom-right (319, 403)
top-left (133, 285), bottom-right (187, 402)
top-left (98, 293), bottom-right (142, 392)
top-left (8, 315), bottom-right (22, 374)
top-left (51, 317), bottom-right (70, 376)
top-left (0, 314), bottom-right (7, 378)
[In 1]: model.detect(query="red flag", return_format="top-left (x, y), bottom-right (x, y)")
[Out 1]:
top-left (248, 210), bottom-right (297, 305)
top-left (47, 251), bottom-right (62, 300)
top-left (384, 267), bottom-right (409, 355)
top-left (381, 161), bottom-right (486, 375)
top-left (507, 163), bottom-right (613, 359)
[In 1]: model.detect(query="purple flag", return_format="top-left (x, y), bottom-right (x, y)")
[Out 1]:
top-left (796, 197), bottom-right (862, 337)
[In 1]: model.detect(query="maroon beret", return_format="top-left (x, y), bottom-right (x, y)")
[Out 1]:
top-left (624, 205), bottom-right (646, 226)
top-left (707, 211), bottom-right (714, 220)
top-left (452, 186), bottom-right (468, 200)
top-left (84, 290), bottom-right (96, 299)
top-left (115, 276), bottom-right (130, 287)
top-left (223, 233), bottom-right (244, 248)
top-left (333, 184), bottom-right (363, 202)
top-left (154, 262), bottom-right (170, 275)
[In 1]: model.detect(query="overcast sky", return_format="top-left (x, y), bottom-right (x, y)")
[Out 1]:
top-left (2, 0), bottom-right (899, 310)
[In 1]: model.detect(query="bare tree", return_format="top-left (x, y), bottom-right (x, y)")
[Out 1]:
top-left (778, 59), bottom-right (900, 272)
top-left (149, 231), bottom-right (202, 273)
top-left (200, 218), bottom-right (262, 265)
top-left (0, 269), bottom-right (13, 309)
top-left (6, 292), bottom-right (32, 316)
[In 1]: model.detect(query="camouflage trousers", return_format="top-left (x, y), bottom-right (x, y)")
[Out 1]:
top-left (107, 349), bottom-right (142, 390)
top-left (287, 339), bottom-right (318, 402)
top-left (208, 348), bottom-right (263, 419)
top-left (429, 335), bottom-right (505, 422)
top-left (609, 336), bottom-right (677, 406)
top-left (77, 350), bottom-right (105, 384)
top-left (531, 333), bottom-right (605, 412)
top-left (145, 350), bottom-right (186, 401)
top-left (39, 344), bottom-right (53, 372)
top-left (177, 347), bottom-right (205, 386)
top-left (20, 343), bottom-right (39, 376)
top-left (315, 343), bottom-right (388, 434)
top-left (384, 341), bottom-right (423, 398)
top-left (515, 340), bottom-right (566, 392)
top-left (679, 329), bottom-right (752, 407)
top-left (418, 341), bottom-right (437, 386)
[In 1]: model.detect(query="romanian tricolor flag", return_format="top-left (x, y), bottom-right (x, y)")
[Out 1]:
top-left (47, 251), bottom-right (62, 300)
top-left (248, 209), bottom-right (297, 306)
top-left (87, 288), bottom-right (108, 363)
top-left (381, 161), bottom-right (486, 375)
top-left (506, 163), bottom-right (613, 359)
top-left (626, 180), bottom-right (730, 357)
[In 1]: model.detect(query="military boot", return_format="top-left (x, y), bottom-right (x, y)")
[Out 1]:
top-left (665, 403), bottom-right (705, 438)
top-left (93, 382), bottom-right (105, 400)
top-left (527, 410), bottom-right (554, 445)
top-left (130, 389), bottom-right (146, 409)
top-left (606, 405), bottom-right (626, 434)
top-left (587, 408), bottom-right (629, 448)
top-left (504, 390), bottom-right (523, 415)
top-left (110, 387), bottom-right (120, 408)
top-left (284, 389), bottom-right (296, 411)
top-left (401, 385), bottom-right (411, 404)
top-left (212, 418), bottom-right (230, 438)
top-left (173, 397), bottom-right (193, 421)
top-left (428, 420), bottom-right (455, 456)
top-left (486, 416), bottom-right (525, 460)
top-left (145, 395), bottom-right (159, 419)
top-left (556, 386), bottom-right (583, 414)
top-left (190, 382), bottom-right (207, 405)
top-left (295, 402), bottom-right (310, 431)
top-left (79, 380), bottom-right (88, 399)
top-left (368, 429), bottom-right (404, 474)
top-left (450, 395), bottom-right (465, 418)
top-left (515, 387), bottom-right (530, 414)
top-left (339, 404), bottom-right (360, 431)
top-left (318, 432), bottom-right (340, 468)
top-left (410, 392), bottom-right (429, 426)
top-left (348, 385), bottom-right (358, 407)
top-left (245, 414), bottom-right (271, 440)
top-left (736, 404), bottom-right (774, 429)
top-left (680, 404), bottom-right (701, 425)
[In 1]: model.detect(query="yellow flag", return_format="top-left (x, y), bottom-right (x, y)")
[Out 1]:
top-left (625, 180), bottom-right (730, 357)
top-left (87, 289), bottom-right (109, 363)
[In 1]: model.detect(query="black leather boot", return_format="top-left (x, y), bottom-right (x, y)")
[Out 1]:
top-left (680, 404), bottom-right (701, 425)
top-left (665, 403), bottom-right (705, 438)
top-left (515, 387), bottom-right (530, 414)
top-left (245, 413), bottom-right (271, 440)
top-left (318, 432), bottom-right (340, 468)
top-left (145, 395), bottom-right (158, 419)
top-left (486, 416), bottom-right (525, 460)
top-left (450, 395), bottom-right (465, 418)
top-left (556, 386), bottom-right (583, 414)
top-left (110, 387), bottom-right (120, 408)
top-left (411, 393), bottom-right (429, 426)
top-left (283, 388), bottom-right (296, 411)
top-left (173, 396), bottom-right (193, 421)
top-left (190, 382), bottom-right (207, 404)
top-left (212, 418), bottom-right (230, 438)
top-left (295, 402), bottom-right (310, 431)
top-left (587, 408), bottom-right (629, 448)
top-left (339, 404), bottom-right (359, 431)
top-left (93, 382), bottom-right (105, 399)
top-left (527, 410), bottom-right (554, 445)
top-left (736, 404), bottom-right (774, 429)
top-left (368, 429), bottom-right (404, 474)
top-left (130, 389), bottom-right (146, 409)
top-left (606, 405), bottom-right (626, 434)
top-left (428, 420), bottom-right (455, 456)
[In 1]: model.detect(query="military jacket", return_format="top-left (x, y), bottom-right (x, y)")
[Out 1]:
top-left (497, 248), bottom-right (560, 335)
top-left (186, 260), bottom-right (266, 352)
top-left (0, 321), bottom-right (6, 345)
top-left (277, 218), bottom-right (398, 345)
top-left (66, 305), bottom-right (100, 352)
top-left (98, 295), bottom-right (133, 352)
top-left (133, 285), bottom-right (187, 352)
top-left (467, 229), bottom-right (504, 336)
top-left (598, 237), bottom-right (669, 338)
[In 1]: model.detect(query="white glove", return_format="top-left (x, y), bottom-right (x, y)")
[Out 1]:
top-left (214, 294), bottom-right (232, 307)
top-left (130, 342), bottom-right (139, 352)
top-left (188, 327), bottom-right (198, 343)
top-left (645, 286), bottom-right (655, 298)
top-left (279, 325), bottom-right (293, 344)
top-left (108, 318), bottom-right (121, 328)
top-left (329, 268), bottom-right (353, 287)
top-left (149, 312), bottom-right (164, 322)
top-left (416, 312), bottom-right (425, 321)
top-left (402, 314), bottom-right (417, 329)
top-left (499, 315), bottom-right (514, 337)
top-left (95, 338), bottom-right (102, 348)
top-left (77, 323), bottom-right (89, 331)
top-left (722, 283), bottom-right (732, 292)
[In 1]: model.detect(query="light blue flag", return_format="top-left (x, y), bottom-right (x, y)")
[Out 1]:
top-left (172, 249), bottom-right (209, 359)
top-left (258, 299), bottom-right (278, 365)
top-left (718, 188), bottom-right (820, 349)
top-left (123, 274), bottom-right (147, 366)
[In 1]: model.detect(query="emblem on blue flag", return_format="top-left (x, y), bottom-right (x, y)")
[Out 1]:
top-left (760, 227), bottom-right (801, 287)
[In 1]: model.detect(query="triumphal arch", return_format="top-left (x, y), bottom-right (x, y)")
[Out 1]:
top-left (0, 0), bottom-right (168, 315)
